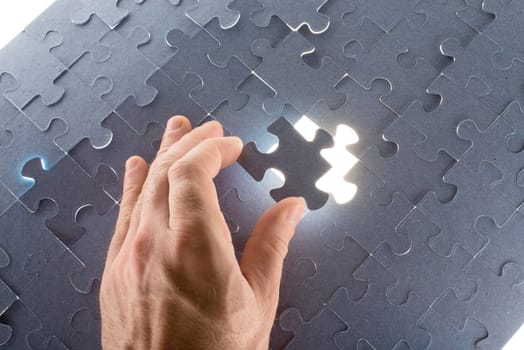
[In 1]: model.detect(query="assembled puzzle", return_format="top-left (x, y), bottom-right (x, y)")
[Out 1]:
top-left (1, 0), bottom-right (524, 348)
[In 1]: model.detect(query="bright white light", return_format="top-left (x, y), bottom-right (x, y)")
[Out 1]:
top-left (504, 323), bottom-right (524, 350)
top-left (316, 124), bottom-right (359, 204)
top-left (269, 116), bottom-right (360, 204)
top-left (294, 114), bottom-right (321, 142)
top-left (0, 1), bottom-right (56, 49)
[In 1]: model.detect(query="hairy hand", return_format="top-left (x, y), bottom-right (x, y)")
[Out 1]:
top-left (100, 116), bottom-right (306, 349)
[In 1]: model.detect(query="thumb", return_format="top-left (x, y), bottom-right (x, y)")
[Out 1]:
top-left (240, 197), bottom-right (306, 301)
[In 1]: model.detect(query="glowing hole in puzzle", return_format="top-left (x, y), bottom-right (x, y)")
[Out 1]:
top-left (504, 323), bottom-right (524, 350)
top-left (266, 116), bottom-right (359, 205)
top-left (20, 157), bottom-right (48, 185)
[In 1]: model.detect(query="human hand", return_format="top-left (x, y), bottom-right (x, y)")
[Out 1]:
top-left (99, 115), bottom-right (306, 349)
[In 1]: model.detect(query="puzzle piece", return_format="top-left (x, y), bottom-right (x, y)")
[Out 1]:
top-left (456, 0), bottom-right (495, 32)
top-left (164, 28), bottom-right (250, 112)
top-left (0, 301), bottom-right (42, 349)
top-left (349, 32), bottom-right (440, 114)
top-left (361, 117), bottom-right (456, 205)
top-left (306, 75), bottom-right (396, 158)
top-left (69, 112), bottom-right (162, 200)
top-left (20, 251), bottom-right (101, 350)
top-left (238, 116), bottom-right (333, 209)
top-left (25, 0), bottom-right (111, 68)
top-left (0, 279), bottom-right (17, 317)
top-left (279, 235), bottom-right (369, 321)
top-left (23, 70), bottom-right (113, 152)
top-left (298, 0), bottom-right (386, 72)
top-left (441, 33), bottom-right (524, 113)
top-left (278, 307), bottom-right (346, 350)
top-left (458, 110), bottom-right (524, 208)
top-left (117, 69), bottom-right (206, 135)
top-left (0, 248), bottom-right (8, 270)
top-left (70, 29), bottom-right (157, 109)
top-left (390, 0), bottom-right (477, 71)
top-left (0, 182), bottom-right (15, 216)
top-left (215, 157), bottom-right (271, 201)
top-left (69, 205), bottom-right (118, 293)
top-left (418, 309), bottom-right (488, 350)
top-left (476, 211), bottom-right (524, 276)
top-left (434, 261), bottom-right (524, 350)
top-left (70, 305), bottom-right (103, 350)
top-left (20, 155), bottom-right (116, 246)
top-left (481, 0), bottom-right (524, 68)
top-left (0, 73), bottom-right (18, 126)
top-left (402, 74), bottom-right (498, 161)
top-left (305, 162), bottom-right (413, 254)
top-left (374, 208), bottom-right (476, 305)
top-left (342, 0), bottom-right (419, 31)
top-left (251, 31), bottom-right (346, 115)
top-left (0, 200), bottom-right (66, 294)
top-left (418, 162), bottom-right (515, 257)
top-left (72, 0), bottom-right (135, 29)
top-left (219, 189), bottom-right (273, 257)
top-left (186, 0), bottom-right (240, 29)
top-left (0, 195), bottom-right (10, 227)
top-left (0, 112), bottom-right (66, 198)
top-left (252, 0), bottom-right (329, 32)
top-left (328, 256), bottom-right (431, 350)
top-left (117, 0), bottom-right (201, 67)
top-left (211, 74), bottom-right (301, 152)
top-left (206, 0), bottom-right (290, 69)
top-left (0, 32), bottom-right (66, 109)
top-left (502, 100), bottom-right (524, 153)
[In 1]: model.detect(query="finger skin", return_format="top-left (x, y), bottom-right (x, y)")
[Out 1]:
top-left (240, 197), bottom-right (306, 302)
top-left (139, 121), bottom-right (224, 222)
top-left (156, 116), bottom-right (191, 156)
top-left (167, 136), bottom-right (243, 231)
top-left (106, 156), bottom-right (148, 264)
top-left (101, 116), bottom-right (304, 350)
top-left (118, 116), bottom-right (193, 250)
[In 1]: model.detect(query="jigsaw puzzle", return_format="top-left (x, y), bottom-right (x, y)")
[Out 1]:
top-left (2, 0), bottom-right (524, 348)
top-left (239, 116), bottom-right (334, 209)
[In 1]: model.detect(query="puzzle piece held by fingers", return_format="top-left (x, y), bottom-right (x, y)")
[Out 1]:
top-left (238, 116), bottom-right (333, 210)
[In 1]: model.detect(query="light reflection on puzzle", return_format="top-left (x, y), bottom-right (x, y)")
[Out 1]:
top-left (1, 0), bottom-right (524, 348)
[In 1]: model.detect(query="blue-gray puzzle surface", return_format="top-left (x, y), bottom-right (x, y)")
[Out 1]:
top-left (1, 0), bottom-right (524, 348)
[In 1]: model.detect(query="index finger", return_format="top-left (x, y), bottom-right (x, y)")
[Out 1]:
top-left (167, 136), bottom-right (243, 230)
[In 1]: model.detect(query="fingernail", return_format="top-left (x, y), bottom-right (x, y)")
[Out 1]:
top-left (126, 157), bottom-right (138, 170)
top-left (167, 116), bottom-right (184, 130)
top-left (288, 198), bottom-right (306, 225)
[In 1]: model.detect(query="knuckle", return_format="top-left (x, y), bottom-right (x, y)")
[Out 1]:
top-left (129, 228), bottom-right (153, 264)
top-left (168, 160), bottom-right (202, 181)
top-left (158, 131), bottom-right (178, 151)
top-left (149, 158), bottom-right (170, 177)
top-left (168, 184), bottom-right (206, 223)
top-left (169, 219), bottom-right (205, 250)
